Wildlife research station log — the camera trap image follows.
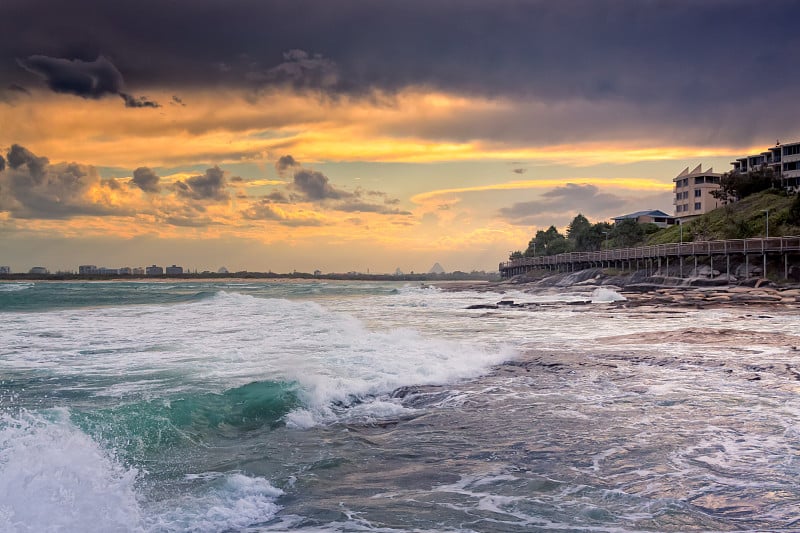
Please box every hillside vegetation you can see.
[510,190,800,260]
[646,190,800,245]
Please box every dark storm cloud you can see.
[174,166,229,201]
[3,1,799,143]
[498,183,627,226]
[2,1,797,105]
[247,49,339,90]
[131,167,161,193]
[16,55,160,107]
[0,144,133,219]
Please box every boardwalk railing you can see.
[499,236,800,276]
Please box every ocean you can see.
[1,280,799,532]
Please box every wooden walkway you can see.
[499,236,800,279]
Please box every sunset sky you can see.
[2,0,799,274]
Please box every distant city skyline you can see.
[2,1,799,272]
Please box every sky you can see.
[1,0,799,274]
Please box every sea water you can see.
[1,280,800,532]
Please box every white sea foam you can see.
[0,409,143,533]
[0,410,284,533]
[0,282,33,292]
[591,287,627,303]
[1,290,516,426]
[144,473,283,533]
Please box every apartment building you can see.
[673,164,723,220]
[730,140,800,190]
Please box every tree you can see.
[712,167,779,203]
[526,225,570,256]
[509,250,523,260]
[610,219,645,247]
[565,214,597,252]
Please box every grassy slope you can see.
[646,190,800,245]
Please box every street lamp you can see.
[763,209,770,238]
[679,219,683,244]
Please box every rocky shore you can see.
[444,267,800,310]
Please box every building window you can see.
[695,177,705,184]
[694,202,702,210]
[676,205,682,212]
[784,145,800,156]
[694,189,702,197]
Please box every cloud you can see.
[171,95,186,106]
[7,144,49,179]
[275,154,299,175]
[17,55,159,108]
[242,200,324,226]
[131,167,161,193]
[0,144,133,219]
[335,200,411,215]
[120,93,160,108]
[292,169,352,201]
[248,49,339,91]
[264,190,290,203]
[174,166,229,201]
[498,183,627,226]
[512,168,527,175]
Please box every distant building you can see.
[145,265,164,276]
[673,165,723,220]
[78,265,98,275]
[29,266,48,275]
[165,265,183,276]
[313,269,322,276]
[731,139,800,191]
[0,266,10,274]
[613,210,676,228]
[217,267,229,274]
[98,267,119,275]
[118,267,132,275]
[132,267,145,275]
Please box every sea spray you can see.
[0,409,143,533]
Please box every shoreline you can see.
[439,268,800,310]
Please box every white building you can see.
[673,164,723,220]
[0,266,10,274]
[730,140,800,191]
[78,265,98,275]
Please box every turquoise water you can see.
[2,281,800,531]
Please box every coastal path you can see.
[499,236,800,280]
